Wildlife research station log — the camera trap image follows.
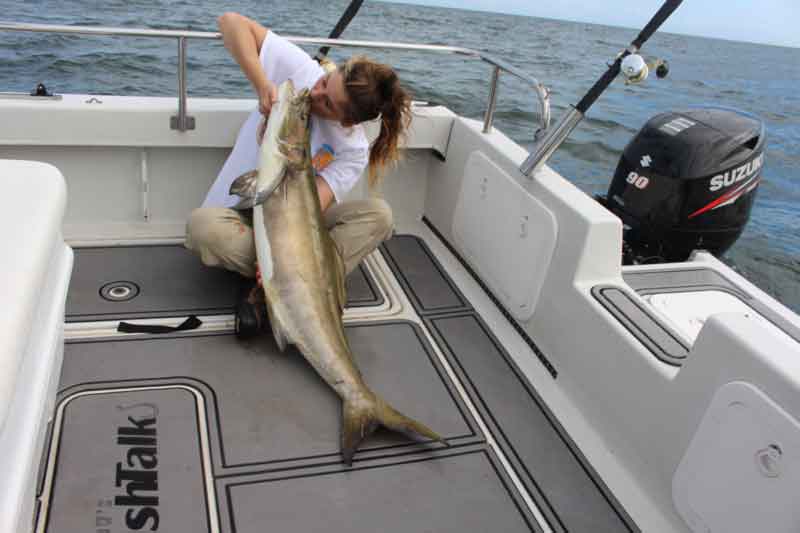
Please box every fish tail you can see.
[341,393,447,466]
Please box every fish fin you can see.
[230,167,291,209]
[229,169,258,198]
[340,393,446,466]
[341,399,380,466]
[264,297,290,352]
[231,188,273,210]
[375,396,447,448]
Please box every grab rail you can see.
[0,21,550,137]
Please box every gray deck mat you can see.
[428,313,635,533]
[383,235,637,533]
[591,286,690,366]
[59,325,476,470]
[222,450,539,533]
[382,236,470,314]
[66,245,383,321]
[51,325,482,533]
[46,388,210,533]
[50,236,637,533]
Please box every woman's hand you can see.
[255,81,277,145]
[257,80,278,117]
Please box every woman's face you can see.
[310,70,351,125]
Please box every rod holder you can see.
[519,107,583,177]
[483,66,500,133]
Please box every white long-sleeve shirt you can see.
[202,31,369,208]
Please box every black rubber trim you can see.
[591,285,689,366]
[417,219,558,378]
[35,419,53,498]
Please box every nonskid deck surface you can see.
[45,235,637,533]
[66,244,383,322]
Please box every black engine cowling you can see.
[604,106,765,263]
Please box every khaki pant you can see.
[184,198,394,278]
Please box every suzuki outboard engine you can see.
[604,107,765,263]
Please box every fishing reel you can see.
[620,54,670,84]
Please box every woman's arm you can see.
[316,176,335,212]
[218,12,276,115]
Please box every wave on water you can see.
[559,138,622,161]
[48,54,171,78]
[726,242,800,314]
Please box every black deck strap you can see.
[117,315,202,334]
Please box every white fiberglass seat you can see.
[0,160,73,533]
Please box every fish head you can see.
[278,88,312,168]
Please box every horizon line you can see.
[372,0,799,50]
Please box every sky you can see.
[378,0,800,49]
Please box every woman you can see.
[185,12,411,337]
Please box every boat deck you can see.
[42,234,637,533]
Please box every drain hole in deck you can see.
[99,281,140,302]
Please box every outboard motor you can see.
[603,107,765,263]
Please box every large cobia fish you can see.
[230,80,445,465]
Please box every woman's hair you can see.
[339,56,412,186]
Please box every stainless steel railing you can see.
[0,21,550,137]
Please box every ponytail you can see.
[339,56,412,187]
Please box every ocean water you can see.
[1,0,798,313]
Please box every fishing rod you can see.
[520,0,684,177]
[314,0,364,62]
